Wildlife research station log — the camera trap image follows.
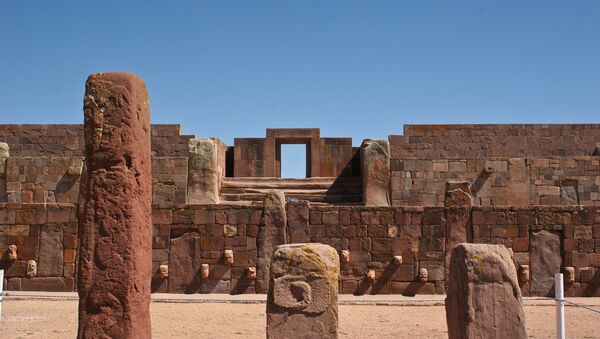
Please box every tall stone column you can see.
[444,181,473,285]
[360,139,390,206]
[78,72,152,338]
[187,138,221,204]
[256,190,287,293]
[445,243,527,339]
[267,243,340,339]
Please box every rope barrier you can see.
[564,300,600,316]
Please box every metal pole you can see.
[0,269,4,322]
[555,272,565,339]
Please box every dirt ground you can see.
[1,299,598,338]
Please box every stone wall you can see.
[391,124,600,159]
[0,124,195,157]
[391,156,600,206]
[2,203,598,296]
[0,204,77,291]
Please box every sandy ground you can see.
[1,296,599,338]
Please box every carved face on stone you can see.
[270,244,338,315]
[273,276,330,313]
[159,264,169,279]
[518,265,529,282]
[366,270,376,281]
[8,244,17,261]
[246,267,256,280]
[340,250,350,263]
[27,260,37,278]
[564,267,575,283]
[418,268,428,282]
[224,250,234,265]
[201,264,210,279]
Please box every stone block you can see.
[530,230,561,296]
[187,138,221,204]
[256,191,287,293]
[267,243,339,339]
[446,243,526,339]
[361,139,390,206]
[38,224,64,276]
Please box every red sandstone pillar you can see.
[77,72,152,338]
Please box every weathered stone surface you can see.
[26,260,37,278]
[560,184,579,205]
[8,244,17,261]
[187,138,221,204]
[530,230,561,297]
[446,243,527,339]
[168,232,202,293]
[77,72,152,338]
[38,224,64,276]
[286,200,310,243]
[267,243,339,339]
[0,142,8,176]
[361,139,390,206]
[444,181,472,287]
[256,190,287,293]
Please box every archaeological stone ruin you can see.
[446,243,527,339]
[77,73,152,337]
[0,81,600,301]
[266,243,339,338]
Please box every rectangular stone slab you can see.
[77,72,152,338]
[267,243,339,339]
[445,243,527,339]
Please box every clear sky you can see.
[1,1,599,176]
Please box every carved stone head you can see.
[564,267,575,283]
[418,268,428,282]
[224,249,234,265]
[159,264,169,279]
[366,270,376,281]
[246,267,256,280]
[518,265,529,282]
[8,244,17,261]
[27,260,37,278]
[340,250,350,263]
[201,264,210,279]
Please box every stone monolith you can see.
[77,72,152,338]
[256,190,287,293]
[0,142,8,176]
[187,138,221,204]
[360,139,390,206]
[267,243,339,339]
[445,243,527,339]
[444,181,472,285]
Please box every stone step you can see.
[222,177,360,185]
[220,193,363,204]
[220,187,362,195]
[220,176,363,204]
[221,181,361,190]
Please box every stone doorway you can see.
[279,144,308,178]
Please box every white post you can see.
[0,269,4,322]
[555,272,565,339]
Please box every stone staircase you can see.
[220,177,363,204]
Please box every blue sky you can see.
[1,1,599,176]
